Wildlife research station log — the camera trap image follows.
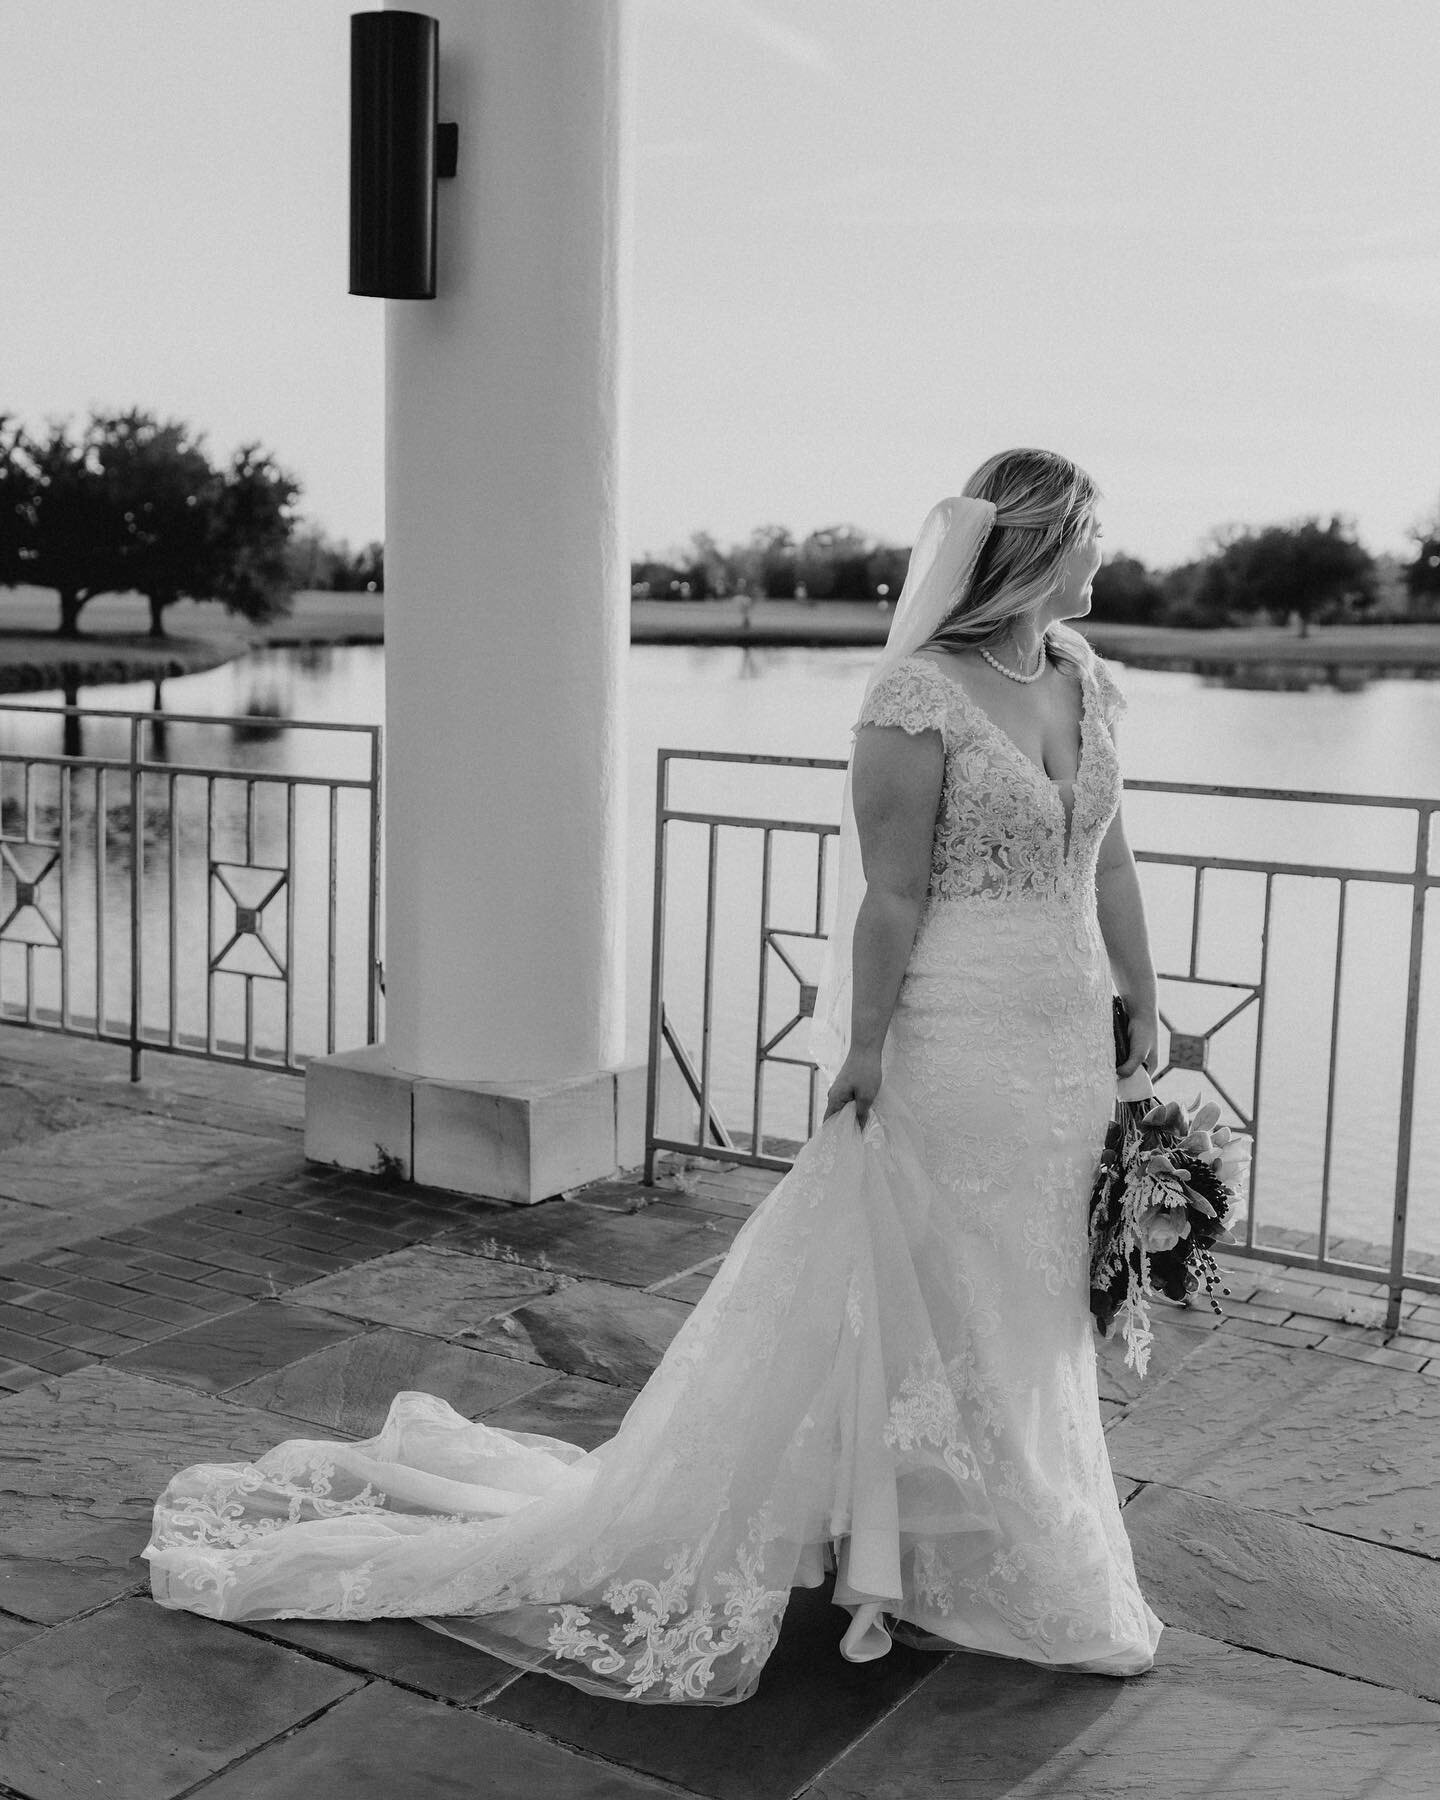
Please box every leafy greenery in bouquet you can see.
[1088,1086,1252,1378]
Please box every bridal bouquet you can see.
[1088,1010,1252,1377]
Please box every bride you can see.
[145,447,1164,1704]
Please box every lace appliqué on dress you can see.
[545,1531,789,1702]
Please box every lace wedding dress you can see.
[145,631,1162,1704]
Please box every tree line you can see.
[0,408,381,640]
[635,513,1440,636]
[3,407,1437,639]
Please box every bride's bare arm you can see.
[1095,804,1159,1076]
[822,724,944,1124]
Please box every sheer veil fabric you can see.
[808,495,997,1083]
[144,497,1162,1703]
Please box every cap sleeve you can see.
[853,658,953,741]
[1090,654,1127,734]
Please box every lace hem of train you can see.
[544,1532,791,1702]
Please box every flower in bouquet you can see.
[1088,1085,1251,1378]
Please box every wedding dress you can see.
[145,628,1162,1704]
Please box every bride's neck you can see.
[996,618,1047,669]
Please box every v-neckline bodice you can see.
[906,652,1090,858]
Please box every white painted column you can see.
[305,0,640,1201]
[385,0,631,1082]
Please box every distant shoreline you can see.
[3,586,1440,694]
[630,601,1440,677]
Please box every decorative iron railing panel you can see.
[645,749,1440,1331]
[0,702,382,1078]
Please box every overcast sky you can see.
[2,0,1436,567]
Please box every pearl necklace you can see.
[978,635,1047,683]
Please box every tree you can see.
[729,524,797,599]
[332,538,383,592]
[0,416,125,635]
[0,413,37,591]
[1089,554,1164,625]
[630,557,687,600]
[286,523,332,592]
[284,527,384,593]
[679,529,727,599]
[798,525,873,600]
[1404,504,1440,613]
[1191,517,1376,637]
[1149,559,1215,628]
[0,408,302,637]
[865,542,910,604]
[95,409,220,637]
[206,443,302,626]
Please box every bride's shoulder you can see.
[906,647,987,694]
[856,652,961,738]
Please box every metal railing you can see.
[645,748,1439,1331]
[0,700,382,1078]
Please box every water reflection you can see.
[231,690,291,743]
[150,677,169,761]
[293,644,337,676]
[1202,664,1377,693]
[61,678,82,759]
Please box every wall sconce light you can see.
[350,10,459,300]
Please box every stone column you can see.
[306,0,643,1201]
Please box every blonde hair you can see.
[920,448,1101,674]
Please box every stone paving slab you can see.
[234,1615,520,1706]
[479,1373,639,1450]
[0,1080,106,1153]
[0,1175,510,1392]
[189,1678,678,1799]
[227,1326,556,1437]
[0,1115,299,1261]
[0,1365,320,1538]
[1124,1483,1440,1700]
[638,1198,750,1240]
[108,1299,369,1394]
[446,1202,740,1289]
[460,1281,693,1388]
[0,1596,363,1800]
[0,1612,42,1656]
[1246,1274,1399,1330]
[281,1245,560,1337]
[1106,1332,1440,1554]
[649,1256,724,1304]
[1313,1333,1432,1372]
[1,1517,151,1625]
[485,1575,944,1800]
[1093,1309,1216,1407]
[810,1626,1440,1799]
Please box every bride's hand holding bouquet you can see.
[1089,1000,1252,1377]
[1113,993,1159,1083]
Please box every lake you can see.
[4,639,1438,1264]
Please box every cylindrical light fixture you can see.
[350,10,441,300]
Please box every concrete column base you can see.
[304,1045,650,1205]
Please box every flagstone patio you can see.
[2,1022,1438,1799]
